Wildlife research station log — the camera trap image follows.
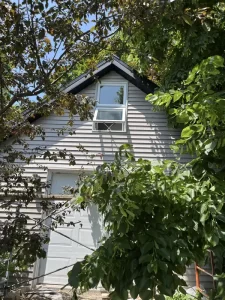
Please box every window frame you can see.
[46,169,93,197]
[96,82,128,107]
[93,107,126,123]
[93,82,128,132]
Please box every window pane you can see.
[50,173,78,194]
[97,110,123,120]
[99,85,124,104]
[96,123,123,131]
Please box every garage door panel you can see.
[45,257,71,275]
[50,228,73,246]
[77,226,101,248]
[39,203,102,285]
[42,257,75,285]
[47,228,79,253]
[56,206,101,228]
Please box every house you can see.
[0,56,211,290]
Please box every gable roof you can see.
[25,56,157,124]
[63,55,157,95]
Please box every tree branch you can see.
[29,2,46,77]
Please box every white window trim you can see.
[93,81,128,132]
[96,81,128,106]
[93,107,126,122]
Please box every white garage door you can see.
[38,172,102,285]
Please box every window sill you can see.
[92,129,126,133]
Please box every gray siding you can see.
[0,200,43,286]
[12,71,190,178]
[1,70,201,289]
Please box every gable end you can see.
[65,57,157,95]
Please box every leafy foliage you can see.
[0,0,120,275]
[120,1,225,84]
[166,293,195,300]
[146,55,225,178]
[68,146,225,298]
[66,1,225,299]
[2,0,225,297]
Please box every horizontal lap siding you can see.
[1,70,197,288]
[0,201,43,236]
[184,264,214,291]
[17,71,190,174]
[0,200,43,286]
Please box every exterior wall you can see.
[0,200,43,286]
[11,71,190,180]
[1,70,211,289]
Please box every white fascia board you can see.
[112,60,134,78]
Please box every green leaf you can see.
[68,261,81,288]
[182,14,193,26]
[200,212,210,224]
[173,91,183,102]
[145,93,154,101]
[118,289,128,300]
[127,54,133,62]
[38,28,45,39]
[200,203,208,214]
[139,276,150,291]
[131,259,138,272]
[204,141,216,154]
[138,235,149,244]
[110,291,122,300]
[184,65,199,85]
[181,125,204,139]
[119,144,132,151]
[130,286,139,299]
[139,254,151,264]
[158,261,168,272]
[155,296,165,300]
[120,239,131,249]
[147,92,172,106]
[156,236,167,247]
[90,26,96,32]
[208,234,219,247]
[158,249,170,261]
[178,286,187,295]
[181,126,194,139]
[216,214,225,223]
[139,289,153,300]
[158,93,172,106]
[147,261,158,274]
[141,242,154,254]
[203,21,211,32]
[129,202,139,210]
[75,196,84,204]
[119,206,127,217]
[38,2,44,11]
[210,55,224,68]
[101,279,111,291]
[126,209,135,218]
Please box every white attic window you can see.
[93,82,127,132]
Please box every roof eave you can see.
[63,57,157,95]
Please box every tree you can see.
[147,55,225,179]
[0,0,121,278]
[119,1,225,85]
[126,0,225,179]
[67,0,225,299]
[69,146,225,299]
[2,0,225,298]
